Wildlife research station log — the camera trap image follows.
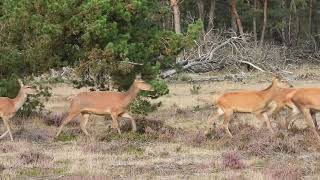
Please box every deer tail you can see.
[197,93,221,106]
[211,93,221,105]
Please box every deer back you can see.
[72,91,129,110]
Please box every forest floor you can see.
[2,66,320,179]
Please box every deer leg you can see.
[2,117,13,141]
[311,110,318,128]
[207,107,224,127]
[263,112,274,134]
[205,107,224,135]
[80,113,90,136]
[0,130,8,140]
[286,105,300,129]
[222,109,233,137]
[266,102,281,118]
[111,113,121,134]
[255,112,274,134]
[121,112,136,132]
[266,104,282,128]
[301,108,320,142]
[56,112,79,137]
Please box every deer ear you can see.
[18,79,24,87]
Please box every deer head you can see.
[134,76,154,91]
[18,79,37,95]
[272,76,293,88]
[22,85,37,95]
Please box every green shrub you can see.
[55,132,78,142]
[142,79,169,99]
[129,97,162,115]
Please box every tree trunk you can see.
[312,0,319,50]
[288,13,292,46]
[309,0,313,35]
[207,0,216,30]
[230,0,244,37]
[281,0,287,45]
[197,0,205,24]
[231,14,238,33]
[260,0,268,46]
[170,0,181,33]
[294,16,301,46]
[253,0,257,46]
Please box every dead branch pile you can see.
[161,30,315,78]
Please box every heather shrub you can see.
[19,150,53,165]
[263,162,303,180]
[183,131,207,146]
[207,123,308,156]
[82,142,110,154]
[0,143,15,153]
[13,127,53,142]
[222,151,245,170]
[42,111,80,127]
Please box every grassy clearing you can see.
[1,72,320,179]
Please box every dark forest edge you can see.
[0,0,319,115]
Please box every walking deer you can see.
[0,79,36,141]
[206,77,291,137]
[266,88,300,128]
[285,88,320,141]
[56,77,154,137]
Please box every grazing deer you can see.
[0,79,36,141]
[285,88,320,141]
[56,77,154,137]
[206,77,291,137]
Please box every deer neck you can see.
[13,89,28,111]
[260,82,278,103]
[123,84,140,107]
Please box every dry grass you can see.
[1,71,320,179]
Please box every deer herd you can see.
[1,76,320,143]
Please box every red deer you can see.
[286,88,320,141]
[206,77,291,137]
[56,77,154,137]
[0,79,36,141]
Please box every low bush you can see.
[55,130,80,142]
[222,151,245,170]
[183,131,207,146]
[0,164,5,172]
[19,150,53,165]
[263,162,303,180]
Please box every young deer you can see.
[0,79,36,141]
[285,88,320,141]
[206,77,291,137]
[56,78,154,137]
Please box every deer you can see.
[55,77,154,137]
[284,88,320,142]
[266,87,300,129]
[0,79,36,141]
[206,77,291,137]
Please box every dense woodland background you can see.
[0,0,319,99]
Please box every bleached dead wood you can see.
[161,36,241,78]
